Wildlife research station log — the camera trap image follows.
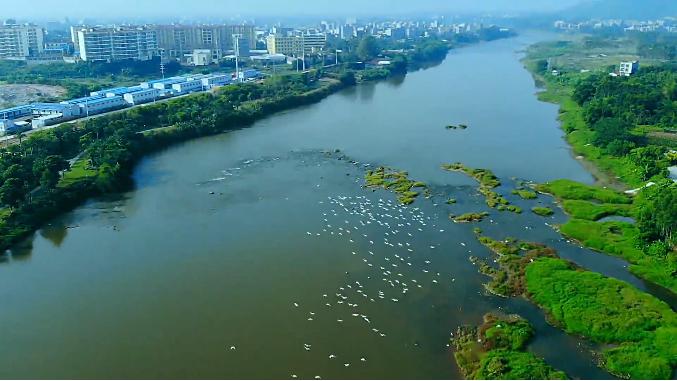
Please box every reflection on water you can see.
[0,34,646,379]
[39,224,69,248]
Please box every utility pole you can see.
[233,34,242,83]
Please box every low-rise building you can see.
[238,69,261,81]
[32,113,65,129]
[201,74,232,88]
[32,103,81,118]
[141,77,187,90]
[0,105,33,120]
[62,95,126,115]
[620,60,639,76]
[123,88,159,105]
[187,49,219,66]
[0,118,16,134]
[172,79,203,94]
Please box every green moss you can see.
[525,257,677,379]
[442,163,520,213]
[442,163,501,188]
[451,212,489,223]
[513,189,538,200]
[532,207,554,216]
[364,167,427,205]
[452,314,567,380]
[446,198,457,204]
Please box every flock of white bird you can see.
[283,194,474,379]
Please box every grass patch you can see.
[364,166,428,205]
[536,179,631,204]
[537,179,675,292]
[58,157,97,188]
[559,219,676,292]
[561,200,634,221]
[526,257,677,379]
[532,207,554,216]
[452,313,567,380]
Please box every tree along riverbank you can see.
[521,39,676,295]
[0,33,514,254]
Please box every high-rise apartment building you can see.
[153,24,255,60]
[266,30,326,56]
[74,26,158,62]
[0,20,45,58]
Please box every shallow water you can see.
[0,33,653,379]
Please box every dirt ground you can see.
[0,84,67,108]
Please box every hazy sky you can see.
[2,0,585,20]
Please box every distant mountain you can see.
[560,0,677,20]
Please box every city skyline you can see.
[2,0,586,20]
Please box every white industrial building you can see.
[201,74,232,88]
[141,77,187,90]
[32,103,81,118]
[172,79,203,94]
[32,114,65,129]
[123,88,159,105]
[62,95,126,116]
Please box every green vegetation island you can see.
[364,166,428,205]
[452,313,567,380]
[469,234,676,379]
[442,163,522,213]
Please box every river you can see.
[0,33,655,379]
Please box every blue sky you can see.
[2,0,585,20]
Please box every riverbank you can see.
[469,234,676,379]
[521,39,676,294]
[0,34,501,254]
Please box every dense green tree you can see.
[591,117,633,148]
[0,178,25,209]
[338,70,356,86]
[635,180,676,245]
[630,145,667,180]
[356,36,381,61]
